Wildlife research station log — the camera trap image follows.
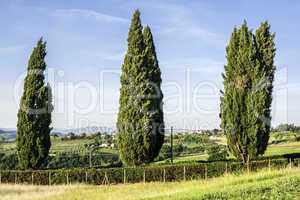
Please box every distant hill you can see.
[0,126,115,141]
[0,129,17,141]
[52,126,115,135]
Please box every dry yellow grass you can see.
[0,184,71,200]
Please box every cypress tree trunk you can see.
[16,38,53,169]
[221,21,275,164]
[117,10,164,166]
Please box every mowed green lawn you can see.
[1,167,299,200]
[265,142,300,156]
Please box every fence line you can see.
[0,158,299,186]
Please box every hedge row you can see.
[0,152,121,170]
[0,158,299,185]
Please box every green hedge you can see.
[0,152,121,170]
[0,158,299,185]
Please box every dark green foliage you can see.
[90,133,113,147]
[45,153,120,169]
[16,38,53,169]
[0,152,121,170]
[207,145,228,162]
[46,153,87,169]
[158,144,184,160]
[117,10,164,166]
[253,22,276,155]
[0,152,18,170]
[143,25,165,159]
[183,134,210,144]
[221,21,275,163]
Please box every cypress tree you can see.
[16,38,53,169]
[253,21,276,155]
[117,10,164,166]
[143,26,164,161]
[221,21,275,164]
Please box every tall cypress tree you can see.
[221,22,255,164]
[117,10,164,166]
[17,38,53,169]
[221,21,275,164]
[143,26,164,161]
[253,21,276,155]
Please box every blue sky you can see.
[0,0,300,129]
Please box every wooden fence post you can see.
[183,166,186,181]
[163,168,166,183]
[0,172,2,184]
[225,162,228,175]
[105,171,109,185]
[123,169,126,184]
[290,158,292,169]
[268,159,271,172]
[15,173,17,184]
[205,165,208,180]
[247,162,250,175]
[31,172,34,185]
[49,172,51,185]
[85,171,88,184]
[143,170,146,184]
[66,172,69,185]
[102,172,109,185]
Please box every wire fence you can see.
[0,158,299,185]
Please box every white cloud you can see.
[52,9,128,23]
[162,25,221,45]
[150,3,224,46]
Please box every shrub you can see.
[207,145,228,161]
[183,134,209,144]
[0,152,18,170]
[45,152,120,169]
[157,144,185,161]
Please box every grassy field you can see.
[1,167,299,200]
[170,132,300,163]
[156,139,300,164]
[0,137,95,153]
[0,137,118,155]
[265,142,300,156]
